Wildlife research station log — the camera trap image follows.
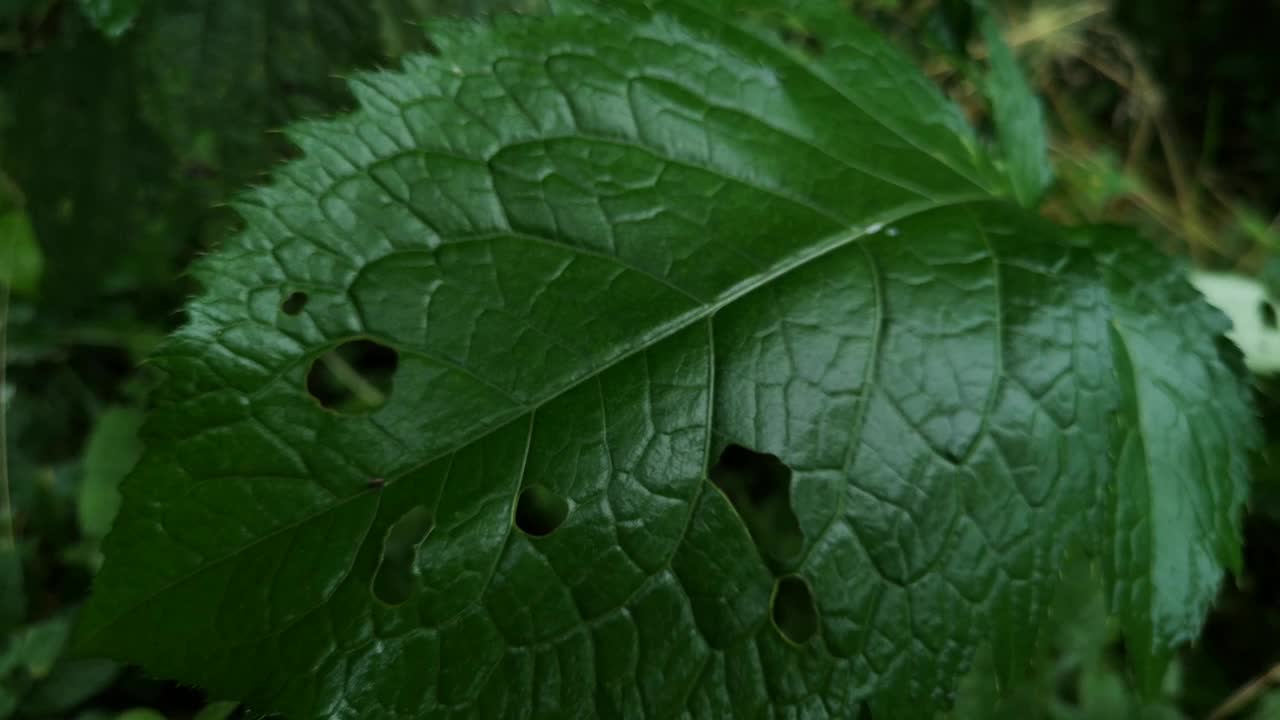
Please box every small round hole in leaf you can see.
[305,339,398,414]
[514,485,569,537]
[771,575,818,644]
[281,291,309,315]
[372,505,434,605]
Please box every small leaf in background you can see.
[1,616,70,681]
[0,209,41,297]
[19,656,120,717]
[78,408,144,542]
[76,0,144,39]
[0,612,120,718]
[979,6,1053,207]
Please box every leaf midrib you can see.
[81,191,991,650]
[89,2,1000,646]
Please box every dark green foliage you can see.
[1,1,1277,719]
[64,2,1252,717]
[0,1,510,718]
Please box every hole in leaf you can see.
[779,27,824,56]
[1215,334,1249,376]
[372,505,434,605]
[514,485,569,537]
[710,445,803,569]
[305,339,398,414]
[771,575,818,644]
[1261,300,1277,329]
[281,291,308,315]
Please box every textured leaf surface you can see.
[1097,235,1256,691]
[79,2,1255,718]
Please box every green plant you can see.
[1,1,499,718]
[44,1,1259,718]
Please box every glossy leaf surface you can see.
[79,2,1256,717]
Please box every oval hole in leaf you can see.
[371,505,434,605]
[514,485,569,537]
[1215,334,1250,376]
[710,444,803,569]
[305,339,398,414]
[1260,299,1277,329]
[771,575,818,644]
[281,291,308,315]
[779,27,823,56]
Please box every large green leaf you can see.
[78,2,1255,717]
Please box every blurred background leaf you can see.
[976,2,1052,206]
[75,0,141,39]
[76,407,142,565]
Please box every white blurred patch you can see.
[1189,270,1280,374]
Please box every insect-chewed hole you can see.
[779,27,824,56]
[1215,334,1249,376]
[1260,300,1278,329]
[710,444,803,569]
[305,339,398,414]
[281,291,309,315]
[372,505,434,605]
[514,485,569,537]
[771,575,818,644]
